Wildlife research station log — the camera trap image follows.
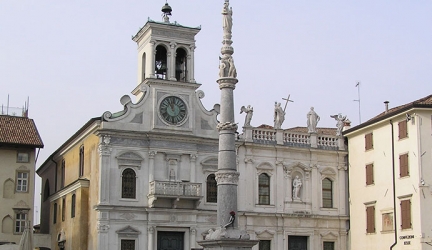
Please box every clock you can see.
[159,96,188,125]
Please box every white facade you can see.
[344,96,432,250]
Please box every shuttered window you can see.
[365,133,373,150]
[399,153,409,177]
[366,164,374,185]
[401,200,411,229]
[398,120,408,139]
[366,206,375,233]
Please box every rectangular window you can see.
[14,212,26,233]
[53,203,57,224]
[366,206,375,233]
[366,164,374,185]
[121,239,135,250]
[322,178,333,208]
[398,120,408,139]
[17,152,29,163]
[71,194,76,218]
[16,171,29,192]
[79,146,84,177]
[323,241,335,250]
[61,160,65,188]
[365,133,373,150]
[258,174,270,205]
[259,240,271,250]
[401,199,411,229]
[399,153,409,177]
[382,212,394,232]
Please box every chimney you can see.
[384,101,389,113]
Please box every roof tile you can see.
[0,115,44,147]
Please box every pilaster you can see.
[98,135,112,205]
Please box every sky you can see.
[1,1,431,223]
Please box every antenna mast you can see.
[354,82,361,123]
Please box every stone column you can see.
[190,154,197,182]
[149,40,156,78]
[98,135,112,205]
[276,129,283,145]
[169,42,177,80]
[189,44,196,83]
[148,226,154,250]
[284,165,292,202]
[310,133,317,148]
[275,161,284,212]
[148,151,156,182]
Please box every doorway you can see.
[157,231,184,250]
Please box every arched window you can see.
[71,194,76,218]
[322,178,333,208]
[122,168,136,199]
[175,48,188,82]
[206,174,217,203]
[155,45,168,79]
[258,173,270,205]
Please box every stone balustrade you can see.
[149,181,202,197]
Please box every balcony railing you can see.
[149,181,202,197]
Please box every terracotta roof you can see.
[256,124,337,136]
[0,115,44,148]
[368,94,432,122]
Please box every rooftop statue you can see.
[307,107,320,133]
[240,105,253,127]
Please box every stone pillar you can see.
[96,217,110,250]
[148,226,154,250]
[189,44,196,83]
[310,133,317,148]
[243,126,253,142]
[276,129,283,145]
[149,40,156,78]
[148,151,156,182]
[98,135,112,204]
[275,161,284,212]
[338,164,347,215]
[284,165,292,202]
[338,136,345,150]
[244,158,254,211]
[304,168,311,202]
[190,154,197,182]
[311,165,319,212]
[190,227,197,249]
[169,42,177,81]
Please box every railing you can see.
[149,181,201,197]
[252,128,276,144]
[0,106,26,117]
[317,135,338,149]
[284,132,310,147]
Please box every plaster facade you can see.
[344,96,432,249]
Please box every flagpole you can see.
[354,82,361,123]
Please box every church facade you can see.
[37,4,349,250]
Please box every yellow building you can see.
[344,95,432,249]
[0,115,43,245]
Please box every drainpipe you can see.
[390,120,398,250]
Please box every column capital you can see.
[215,171,240,185]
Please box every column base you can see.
[197,227,258,250]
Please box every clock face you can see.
[159,96,187,125]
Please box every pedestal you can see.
[198,228,258,250]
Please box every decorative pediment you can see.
[320,231,338,239]
[201,157,218,173]
[116,226,141,238]
[319,166,336,176]
[116,152,144,169]
[18,165,29,170]
[255,229,275,239]
[13,200,30,210]
[286,161,309,171]
[256,162,274,171]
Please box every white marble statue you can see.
[274,102,285,129]
[292,175,302,200]
[222,1,233,35]
[219,58,227,78]
[228,57,237,78]
[240,105,253,127]
[331,113,347,136]
[307,107,320,133]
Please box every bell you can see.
[161,3,172,16]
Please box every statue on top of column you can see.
[307,107,320,133]
[274,102,285,129]
[222,1,233,36]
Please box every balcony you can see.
[148,181,202,209]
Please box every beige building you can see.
[0,115,43,245]
[344,95,432,249]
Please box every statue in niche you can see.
[222,1,233,35]
[240,105,253,127]
[331,113,347,136]
[274,102,285,129]
[292,175,302,200]
[307,107,320,133]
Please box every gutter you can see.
[390,120,398,250]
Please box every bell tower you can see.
[132,2,200,86]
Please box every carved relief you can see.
[97,223,110,233]
[215,172,239,185]
[216,122,238,131]
[119,213,136,221]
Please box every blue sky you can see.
[1,0,431,222]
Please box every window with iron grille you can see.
[323,241,335,250]
[258,173,270,205]
[122,168,136,199]
[121,239,135,250]
[206,174,217,203]
[322,178,333,208]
